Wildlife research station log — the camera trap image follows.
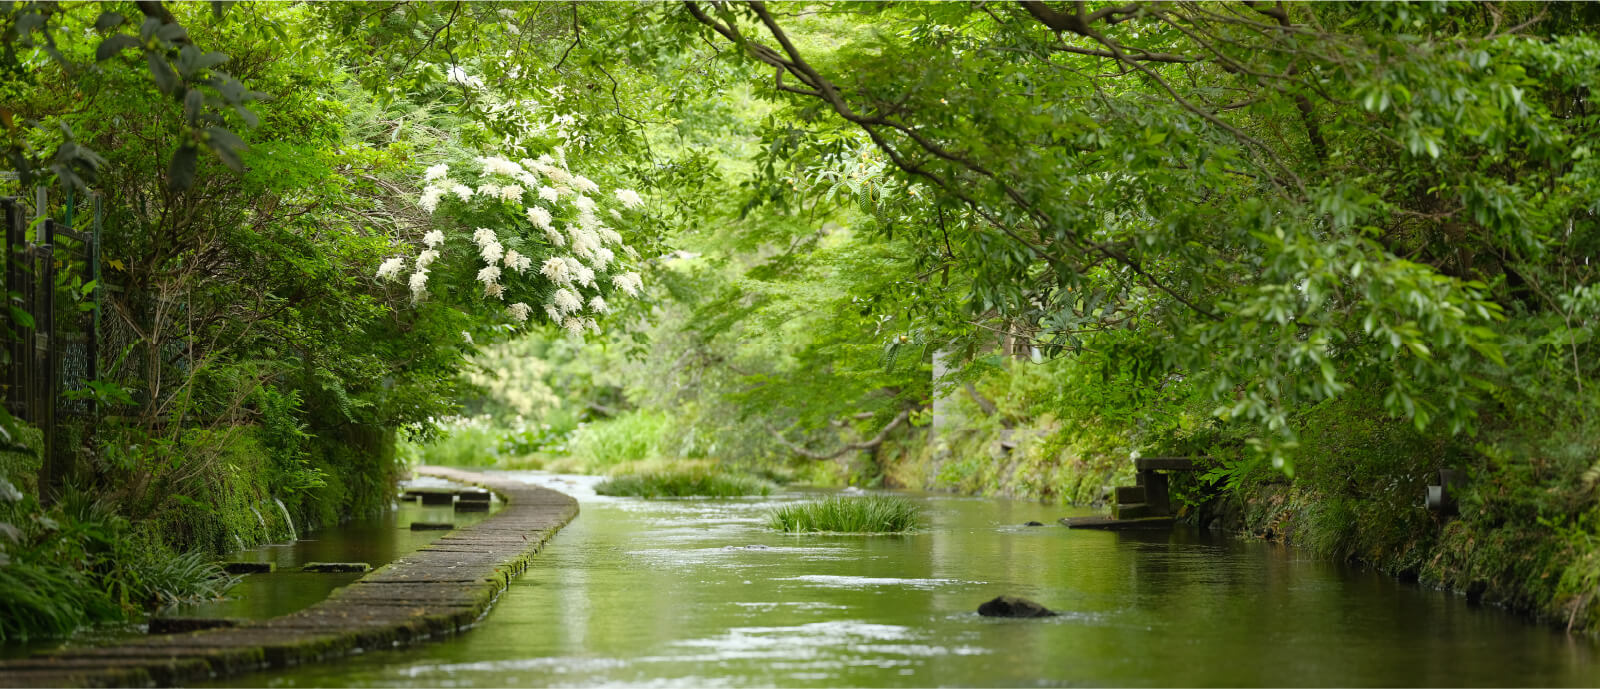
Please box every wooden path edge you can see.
[0,467,579,688]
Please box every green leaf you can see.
[94,34,139,61]
[167,144,199,190]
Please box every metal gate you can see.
[3,188,102,497]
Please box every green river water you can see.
[208,471,1595,687]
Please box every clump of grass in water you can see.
[766,495,923,533]
[594,469,773,498]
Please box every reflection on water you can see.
[215,471,1597,687]
[174,477,501,621]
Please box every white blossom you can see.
[573,195,596,213]
[473,228,498,247]
[409,270,429,301]
[507,302,531,322]
[575,211,603,231]
[477,183,501,198]
[422,230,445,248]
[448,183,474,201]
[572,263,596,288]
[592,246,615,271]
[416,249,439,269]
[535,153,555,166]
[376,257,405,282]
[526,205,553,230]
[480,156,523,177]
[552,288,582,315]
[505,23,521,36]
[609,208,622,220]
[537,186,560,203]
[515,172,540,188]
[541,257,570,284]
[542,224,566,247]
[572,174,600,195]
[477,265,502,285]
[419,186,446,213]
[446,65,484,89]
[562,316,588,337]
[570,227,600,260]
[424,164,449,181]
[612,271,643,297]
[544,304,562,321]
[483,281,505,299]
[614,188,644,209]
[588,295,609,314]
[479,241,504,265]
[599,227,623,246]
[503,250,532,274]
[497,185,524,202]
[543,166,573,186]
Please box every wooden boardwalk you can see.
[0,467,577,688]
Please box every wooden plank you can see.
[1134,456,1203,471]
[1060,516,1175,530]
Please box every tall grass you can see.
[766,495,924,533]
[595,468,773,498]
[565,410,669,470]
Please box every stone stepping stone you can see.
[302,562,371,573]
[409,522,455,531]
[454,501,490,512]
[148,617,239,634]
[221,562,274,574]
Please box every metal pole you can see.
[89,193,101,417]
[39,217,56,500]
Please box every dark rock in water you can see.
[302,562,371,573]
[978,595,1057,618]
[1024,521,1045,527]
[410,521,455,531]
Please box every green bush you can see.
[766,495,923,533]
[595,468,773,498]
[565,410,670,470]
[0,487,235,642]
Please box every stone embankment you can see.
[0,467,577,688]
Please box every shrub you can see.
[766,495,923,533]
[565,410,670,470]
[594,468,773,498]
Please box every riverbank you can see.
[0,467,576,688]
[875,391,1600,635]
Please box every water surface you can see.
[218,472,1597,687]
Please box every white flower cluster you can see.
[383,151,650,334]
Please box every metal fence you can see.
[3,189,102,496]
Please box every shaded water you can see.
[219,472,1597,687]
[174,480,502,621]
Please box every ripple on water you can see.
[775,574,981,589]
[661,620,989,663]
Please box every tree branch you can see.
[767,410,911,460]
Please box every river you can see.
[215,471,1596,687]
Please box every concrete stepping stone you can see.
[410,522,455,531]
[302,562,372,573]
[221,562,274,574]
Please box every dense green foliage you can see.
[767,495,924,534]
[2,0,1597,639]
